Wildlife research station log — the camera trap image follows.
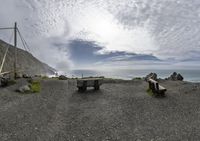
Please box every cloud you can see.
[64,39,162,69]
[0,0,200,71]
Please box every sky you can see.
[0,0,200,72]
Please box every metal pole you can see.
[14,22,17,79]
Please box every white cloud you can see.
[0,0,200,70]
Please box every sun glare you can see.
[83,12,157,54]
[69,5,157,55]
[89,18,117,40]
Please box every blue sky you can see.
[0,0,200,71]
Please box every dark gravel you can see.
[0,79,200,141]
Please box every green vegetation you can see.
[51,77,59,80]
[30,81,41,93]
[146,88,154,96]
[133,77,142,80]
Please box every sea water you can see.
[70,69,200,82]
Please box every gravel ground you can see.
[0,79,200,141]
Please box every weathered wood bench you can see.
[77,77,103,92]
[148,78,167,96]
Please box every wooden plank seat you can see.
[148,78,167,96]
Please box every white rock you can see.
[17,85,31,93]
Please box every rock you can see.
[170,72,177,80]
[16,73,23,79]
[0,77,9,87]
[35,74,42,77]
[177,73,184,81]
[0,75,13,86]
[23,74,31,78]
[17,85,31,93]
[58,75,68,80]
[145,73,157,81]
[167,72,184,81]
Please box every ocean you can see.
[70,69,200,82]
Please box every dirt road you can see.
[0,79,200,141]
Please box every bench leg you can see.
[82,86,87,92]
[78,81,87,92]
[78,86,87,92]
[83,81,87,91]
[148,81,152,89]
[94,85,100,90]
[94,80,100,90]
[78,87,82,92]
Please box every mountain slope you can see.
[0,39,56,75]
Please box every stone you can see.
[16,73,23,79]
[17,85,31,93]
[167,72,184,81]
[23,74,31,78]
[145,73,157,81]
[0,77,9,87]
[170,72,177,80]
[177,73,184,81]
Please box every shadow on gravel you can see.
[71,89,103,101]
[77,87,103,94]
[154,94,167,99]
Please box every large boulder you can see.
[0,77,9,87]
[16,85,31,93]
[167,72,184,81]
[177,73,184,81]
[145,73,157,81]
[169,72,177,80]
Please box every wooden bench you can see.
[148,78,167,96]
[77,77,103,92]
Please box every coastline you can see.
[69,69,200,83]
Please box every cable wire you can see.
[17,28,31,52]
[17,29,29,52]
[0,27,14,30]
